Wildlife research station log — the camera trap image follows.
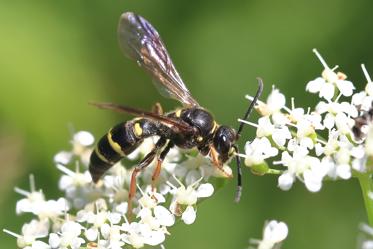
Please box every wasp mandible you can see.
[89,12,263,213]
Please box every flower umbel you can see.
[241,49,372,194]
[4,133,228,248]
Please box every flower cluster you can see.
[241,49,373,192]
[4,131,230,248]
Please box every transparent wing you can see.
[90,102,197,134]
[118,12,199,107]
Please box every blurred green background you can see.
[1,0,372,248]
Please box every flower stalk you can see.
[357,172,373,227]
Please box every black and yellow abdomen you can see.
[89,118,162,183]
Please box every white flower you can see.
[168,177,213,225]
[3,219,49,248]
[35,198,70,220]
[57,164,97,209]
[277,145,328,192]
[121,221,165,248]
[136,187,174,230]
[307,49,355,100]
[153,206,175,227]
[250,220,288,249]
[99,224,124,249]
[24,240,51,249]
[244,137,278,166]
[54,131,94,166]
[49,221,85,249]
[251,87,286,116]
[174,154,231,186]
[15,175,45,215]
[255,117,292,147]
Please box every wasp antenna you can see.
[237,77,263,137]
[233,145,242,203]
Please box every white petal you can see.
[73,131,95,146]
[54,151,72,165]
[85,228,98,241]
[272,112,288,125]
[315,101,328,114]
[115,202,128,215]
[278,172,294,191]
[306,77,324,93]
[352,158,366,172]
[336,80,355,97]
[31,241,51,249]
[48,233,60,248]
[267,88,286,112]
[314,143,324,156]
[319,82,335,100]
[303,170,322,192]
[181,206,197,225]
[323,113,335,129]
[100,223,111,239]
[272,127,290,147]
[58,175,73,190]
[256,117,274,137]
[154,206,175,226]
[196,183,214,198]
[108,212,122,224]
[336,164,351,179]
[340,102,358,117]
[263,220,288,243]
[145,230,165,246]
[352,92,366,106]
[71,237,85,249]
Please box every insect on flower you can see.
[353,102,373,140]
[89,12,263,215]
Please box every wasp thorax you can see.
[180,108,215,137]
[213,126,237,161]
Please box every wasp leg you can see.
[127,137,166,219]
[151,141,174,192]
[152,102,163,115]
[209,146,233,178]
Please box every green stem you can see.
[357,172,373,226]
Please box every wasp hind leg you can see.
[127,137,166,219]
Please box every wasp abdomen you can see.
[89,119,158,183]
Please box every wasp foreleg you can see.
[209,146,233,178]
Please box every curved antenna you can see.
[237,77,264,137]
[233,145,242,203]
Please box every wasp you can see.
[352,102,373,140]
[89,12,263,213]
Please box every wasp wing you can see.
[118,12,199,107]
[90,102,196,134]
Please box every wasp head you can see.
[213,125,237,162]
